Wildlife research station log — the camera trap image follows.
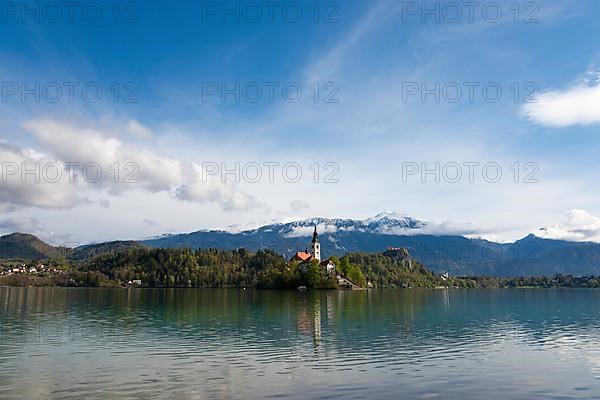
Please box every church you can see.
[289,226,336,274]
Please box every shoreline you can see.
[2,285,599,291]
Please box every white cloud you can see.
[174,163,266,212]
[23,119,182,195]
[284,223,342,238]
[409,221,482,237]
[290,200,309,213]
[522,73,600,127]
[0,119,262,212]
[0,216,78,245]
[306,0,399,82]
[282,214,482,238]
[0,217,43,235]
[0,140,85,210]
[536,209,600,242]
[126,119,155,139]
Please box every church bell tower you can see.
[311,225,321,261]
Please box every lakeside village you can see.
[0,260,146,287]
[0,262,62,276]
[0,261,144,286]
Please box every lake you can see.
[2,287,600,399]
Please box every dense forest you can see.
[3,246,600,290]
[458,275,600,289]
[73,247,429,289]
[345,251,447,288]
[0,247,444,289]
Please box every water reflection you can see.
[2,288,600,399]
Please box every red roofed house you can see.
[290,251,313,263]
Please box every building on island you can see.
[290,226,336,274]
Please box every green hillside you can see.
[69,241,148,261]
[0,233,65,260]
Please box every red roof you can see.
[290,252,312,262]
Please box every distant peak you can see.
[520,233,542,241]
[367,212,411,221]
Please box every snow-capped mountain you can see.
[244,212,426,238]
[143,212,430,258]
[141,213,600,277]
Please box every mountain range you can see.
[2,212,600,277]
[142,212,600,277]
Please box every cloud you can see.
[173,162,267,212]
[368,220,482,237]
[0,119,262,212]
[23,119,182,195]
[0,217,77,245]
[306,0,401,82]
[409,221,482,237]
[290,200,309,213]
[0,217,43,235]
[284,223,342,238]
[536,209,600,242]
[522,72,600,127]
[0,140,85,209]
[281,214,482,238]
[126,120,155,139]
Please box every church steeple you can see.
[311,225,321,261]
[312,225,319,243]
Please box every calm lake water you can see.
[2,288,600,399]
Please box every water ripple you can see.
[2,288,600,399]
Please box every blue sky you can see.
[1,0,600,244]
